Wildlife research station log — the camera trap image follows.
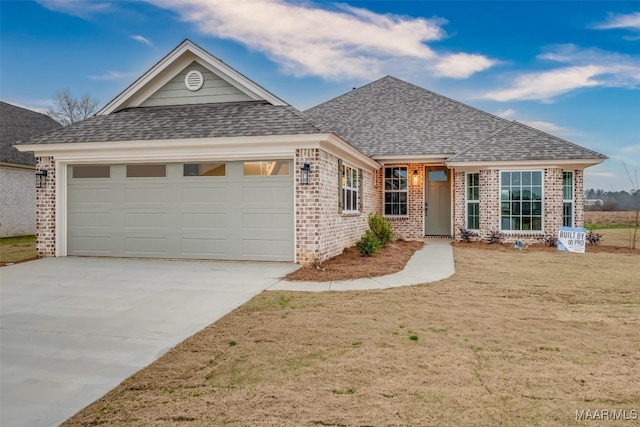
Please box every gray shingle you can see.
[306,76,606,162]
[24,101,328,145]
[0,102,62,165]
[449,121,607,162]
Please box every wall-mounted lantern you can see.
[300,163,311,185]
[36,170,48,189]
[412,169,419,185]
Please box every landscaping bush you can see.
[485,229,503,244]
[368,212,393,247]
[586,230,603,246]
[457,226,477,243]
[357,230,381,257]
[540,235,558,247]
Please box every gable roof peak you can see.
[98,39,287,115]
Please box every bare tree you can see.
[47,89,99,126]
[623,162,639,250]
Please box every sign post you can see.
[557,226,586,253]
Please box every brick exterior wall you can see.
[0,165,36,237]
[376,163,428,239]
[544,168,563,238]
[573,169,585,227]
[453,171,465,238]
[35,157,56,257]
[295,148,376,264]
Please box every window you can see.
[384,166,408,215]
[429,170,448,182]
[126,164,166,178]
[466,173,480,230]
[563,171,574,227]
[243,160,289,176]
[183,162,226,177]
[500,171,543,231]
[72,165,110,179]
[341,164,359,212]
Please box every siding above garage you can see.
[140,62,254,107]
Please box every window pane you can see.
[183,162,225,177]
[532,202,542,215]
[531,186,542,200]
[502,217,512,230]
[532,217,542,230]
[73,165,110,178]
[126,164,166,178]
[428,170,447,181]
[501,173,510,186]
[512,172,521,185]
[243,160,289,176]
[532,172,542,185]
[501,189,510,200]
[522,171,532,185]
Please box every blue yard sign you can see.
[557,226,587,253]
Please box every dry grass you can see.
[0,235,37,266]
[585,211,638,228]
[64,246,640,427]
[285,240,424,281]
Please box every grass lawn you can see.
[0,235,37,266]
[64,245,640,427]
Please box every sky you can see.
[1,0,639,191]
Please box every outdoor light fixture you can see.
[413,169,419,185]
[300,163,311,185]
[35,170,48,189]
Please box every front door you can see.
[424,167,451,236]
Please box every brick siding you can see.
[0,165,36,237]
[35,157,56,257]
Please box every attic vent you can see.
[184,70,204,91]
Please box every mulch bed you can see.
[285,240,424,282]
[452,240,640,254]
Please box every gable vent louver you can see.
[185,70,204,91]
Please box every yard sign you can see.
[557,226,586,253]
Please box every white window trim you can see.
[563,171,574,227]
[383,165,409,217]
[499,169,545,233]
[465,172,480,230]
[341,163,360,214]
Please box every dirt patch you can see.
[585,210,638,227]
[284,240,424,282]
[63,246,640,427]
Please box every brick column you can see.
[574,169,585,227]
[295,148,321,264]
[453,171,465,238]
[479,169,500,239]
[36,156,56,257]
[544,168,563,236]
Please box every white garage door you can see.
[67,161,294,261]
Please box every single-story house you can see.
[1,101,61,237]
[16,40,606,263]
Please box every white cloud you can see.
[89,71,136,81]
[144,0,495,80]
[482,65,604,101]
[132,35,152,45]
[519,120,567,134]
[482,45,640,101]
[593,12,640,30]
[36,0,111,18]
[494,108,516,118]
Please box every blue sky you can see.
[1,0,639,191]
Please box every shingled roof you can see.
[25,101,328,145]
[0,102,61,165]
[306,76,606,162]
[449,121,607,162]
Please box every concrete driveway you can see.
[0,257,297,427]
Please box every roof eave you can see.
[445,158,607,169]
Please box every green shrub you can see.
[368,212,393,247]
[357,230,381,257]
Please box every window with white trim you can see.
[563,171,574,227]
[500,171,543,231]
[384,166,408,215]
[341,164,359,212]
[466,173,480,230]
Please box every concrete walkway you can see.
[269,239,455,292]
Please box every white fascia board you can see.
[98,40,286,115]
[16,134,380,169]
[373,154,451,165]
[446,158,606,171]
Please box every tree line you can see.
[584,189,640,211]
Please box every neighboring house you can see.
[0,102,61,237]
[16,40,606,263]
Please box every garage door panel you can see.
[68,161,293,261]
[181,213,228,229]
[181,238,229,257]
